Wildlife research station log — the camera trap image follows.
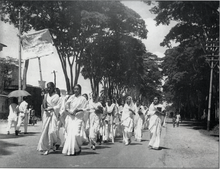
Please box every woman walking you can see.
[147,96,165,150]
[7,97,19,135]
[133,100,145,142]
[121,96,135,145]
[88,95,103,150]
[37,82,61,155]
[62,84,87,156]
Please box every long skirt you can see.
[134,115,144,141]
[89,112,101,145]
[62,115,83,155]
[121,117,133,144]
[37,111,59,151]
[148,117,162,149]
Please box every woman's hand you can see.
[45,107,53,111]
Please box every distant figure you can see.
[176,113,181,127]
[201,109,207,120]
[16,96,29,135]
[172,113,176,127]
[6,97,19,135]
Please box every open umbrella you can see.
[7,90,31,98]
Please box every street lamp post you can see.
[18,10,22,91]
[206,38,219,131]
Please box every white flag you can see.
[21,29,54,60]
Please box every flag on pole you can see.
[21,29,54,60]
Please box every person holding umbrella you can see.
[16,96,29,135]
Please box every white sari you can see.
[121,98,135,145]
[62,95,87,155]
[89,101,102,144]
[147,102,165,149]
[37,93,61,151]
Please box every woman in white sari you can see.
[89,95,103,150]
[37,82,61,155]
[147,96,165,150]
[121,96,135,145]
[62,84,87,156]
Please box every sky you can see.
[0,1,177,94]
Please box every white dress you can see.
[62,95,87,155]
[37,93,61,151]
[147,103,165,149]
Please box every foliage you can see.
[148,1,219,119]
[1,1,148,95]
[0,56,18,92]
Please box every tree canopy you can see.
[147,1,219,120]
[1,1,148,95]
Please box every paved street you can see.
[0,118,218,168]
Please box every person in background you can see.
[27,105,33,125]
[114,99,124,138]
[88,94,103,150]
[121,96,135,146]
[41,88,48,125]
[37,82,61,155]
[103,98,116,143]
[16,96,29,135]
[133,100,145,142]
[82,93,90,143]
[172,113,176,127]
[176,112,181,127]
[147,96,165,150]
[6,97,19,135]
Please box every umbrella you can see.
[7,90,31,98]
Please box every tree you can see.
[80,1,148,99]
[0,56,18,93]
[146,1,219,120]
[1,1,147,94]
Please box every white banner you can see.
[21,29,54,60]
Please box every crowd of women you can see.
[36,82,166,156]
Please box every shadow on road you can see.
[0,132,40,139]
[95,145,111,150]
[158,146,170,150]
[0,140,23,156]
[166,120,207,130]
[48,149,98,156]
[167,119,219,142]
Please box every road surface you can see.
[0,118,218,168]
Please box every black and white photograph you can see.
[0,0,219,168]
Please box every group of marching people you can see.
[37,81,166,156]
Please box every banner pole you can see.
[38,57,43,81]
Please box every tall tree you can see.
[2,1,147,93]
[147,1,219,119]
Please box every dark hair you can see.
[73,84,82,94]
[47,82,55,88]
[82,93,88,100]
[55,88,61,97]
[23,96,28,101]
[12,97,18,104]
